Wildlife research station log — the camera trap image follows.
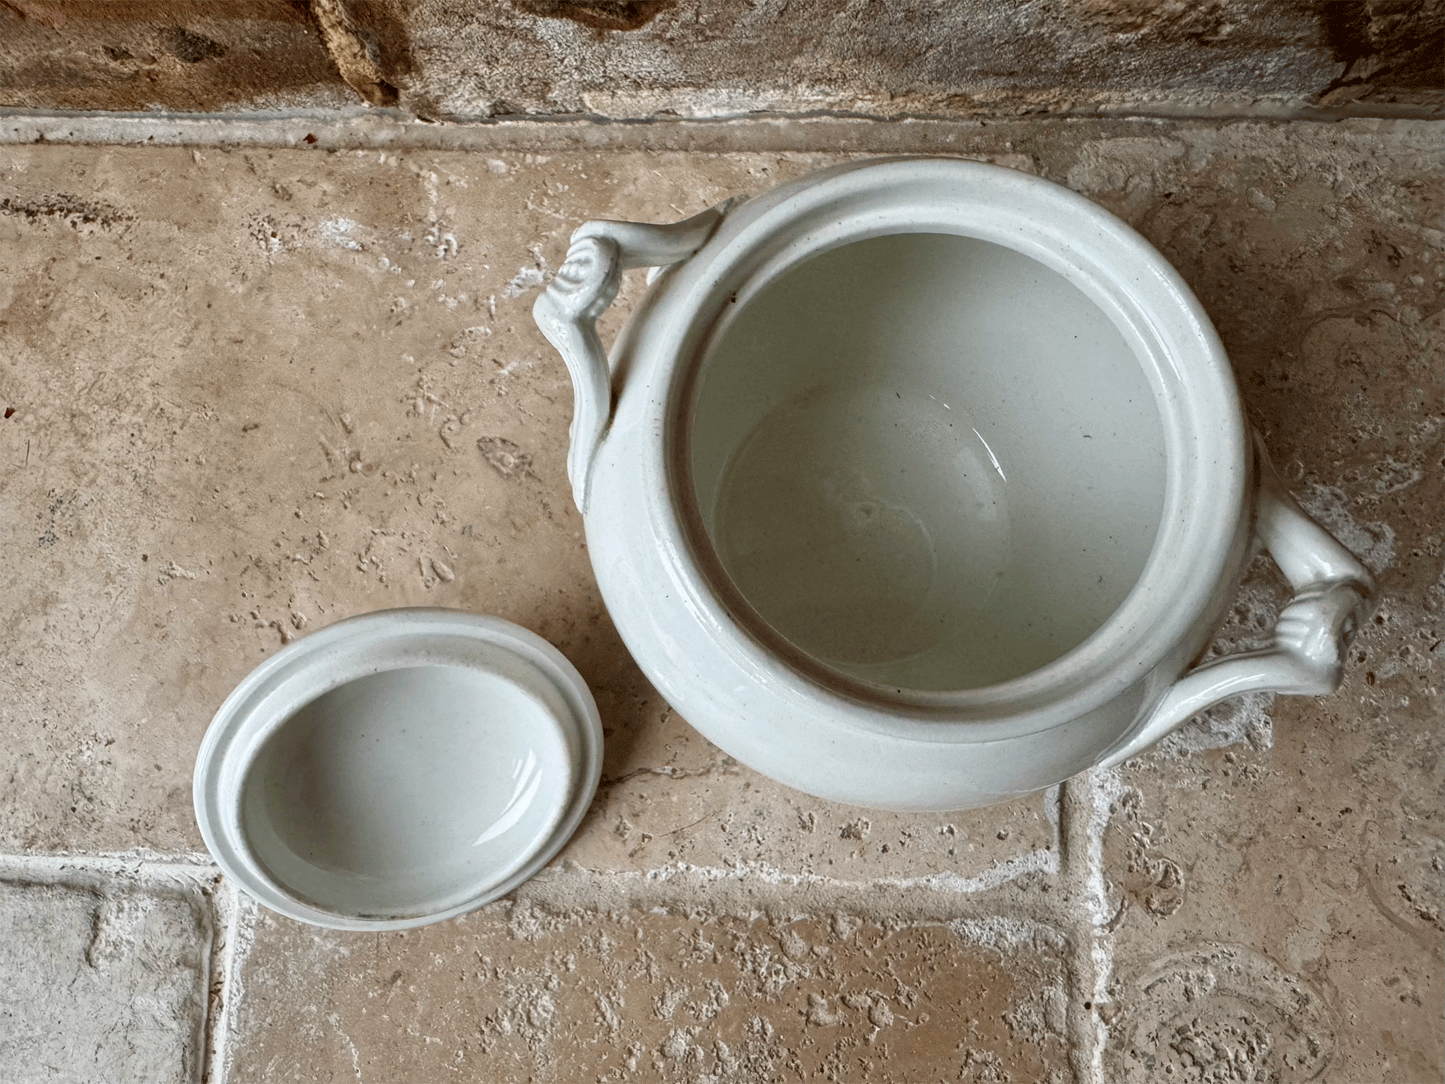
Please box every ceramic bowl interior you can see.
[688,231,1168,692]
[238,663,574,921]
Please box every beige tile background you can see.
[0,118,1440,1082]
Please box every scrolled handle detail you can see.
[548,235,624,325]
[533,204,731,513]
[1097,433,1375,769]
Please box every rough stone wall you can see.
[0,0,1441,119]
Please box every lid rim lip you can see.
[193,608,603,931]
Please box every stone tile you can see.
[0,876,213,1084]
[1087,113,1444,1084]
[231,898,1074,1083]
[1098,686,1444,1083]
[0,143,794,854]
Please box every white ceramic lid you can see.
[193,609,602,930]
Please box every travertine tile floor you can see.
[0,118,1440,1083]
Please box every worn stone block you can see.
[402,0,1444,121]
[230,899,1073,1082]
[0,877,213,1084]
[1082,112,1445,1083]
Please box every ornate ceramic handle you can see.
[532,206,729,513]
[1097,434,1376,769]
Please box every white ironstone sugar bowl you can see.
[533,157,1375,812]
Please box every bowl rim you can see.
[648,157,1249,735]
[193,608,602,930]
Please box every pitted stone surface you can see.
[1105,943,1338,1083]
[1078,113,1445,1084]
[0,878,212,1084]
[1099,673,1445,1083]
[230,901,1073,1083]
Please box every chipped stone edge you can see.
[1,107,1441,156]
[207,879,261,1084]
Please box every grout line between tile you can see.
[0,848,216,881]
[516,850,1065,928]
[0,109,1435,155]
[1058,771,1119,1084]
[611,847,1060,892]
[204,877,259,1084]
[1,840,1082,1076]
